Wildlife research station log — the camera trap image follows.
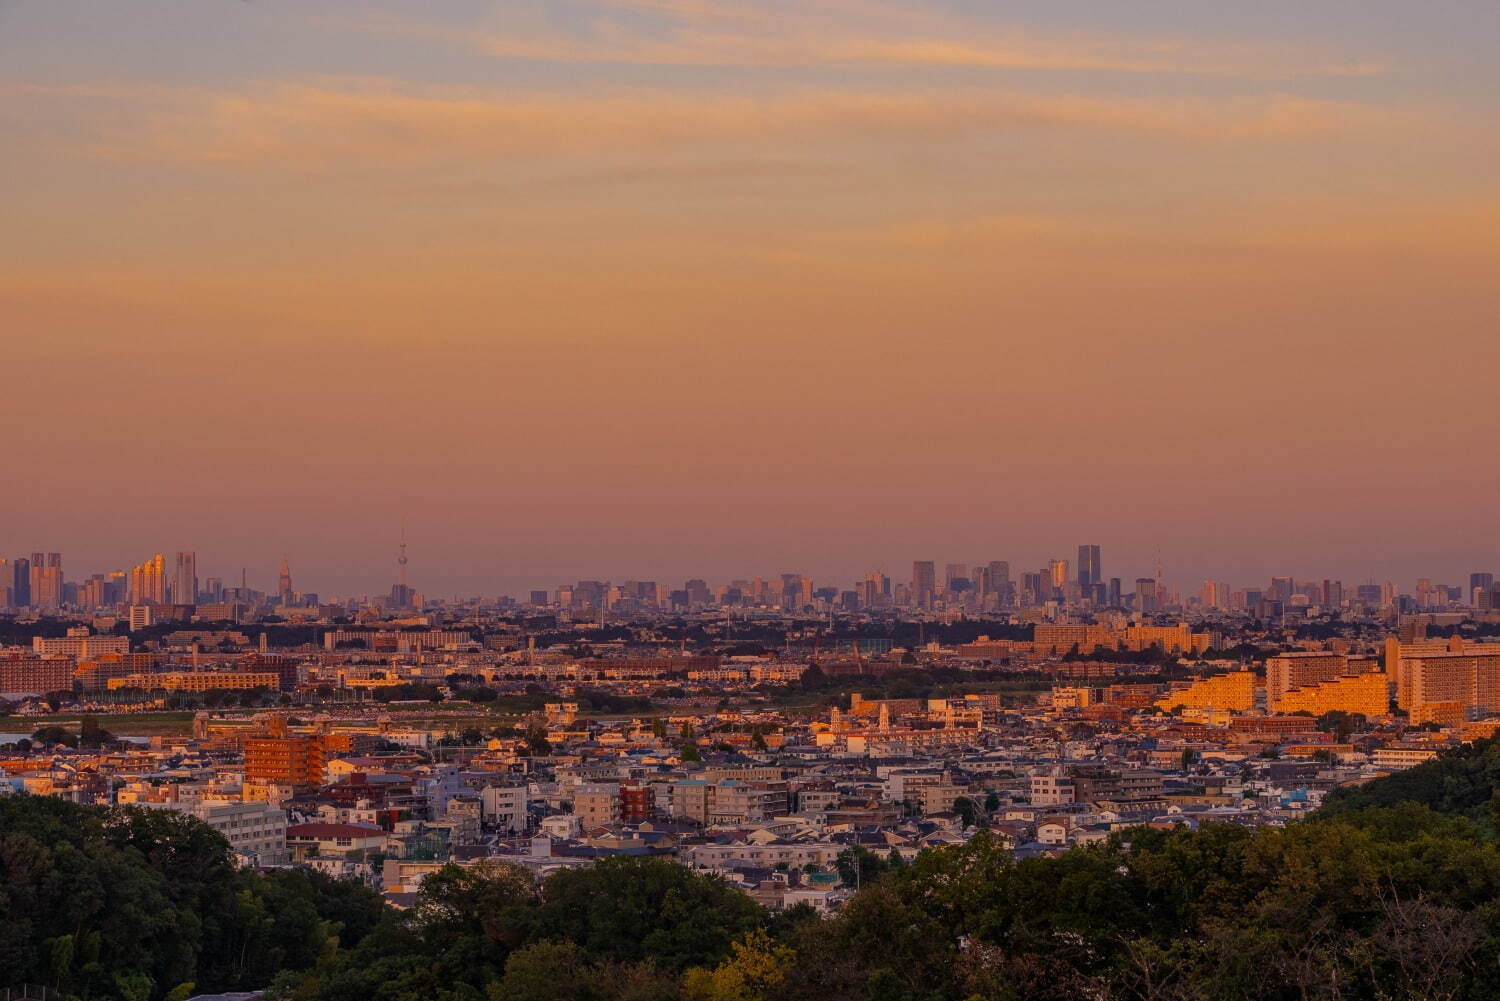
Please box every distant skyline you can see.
[3,536,1494,600]
[4,2,1498,594]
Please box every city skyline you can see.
[3,537,1496,605]
[4,1,1500,594]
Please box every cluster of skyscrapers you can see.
[4,542,1498,622]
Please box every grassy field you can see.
[0,711,205,737]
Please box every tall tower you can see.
[391,517,413,609]
[278,556,294,606]
[398,517,409,593]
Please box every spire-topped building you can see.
[390,518,415,609]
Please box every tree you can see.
[522,723,551,758]
[834,846,889,888]
[680,743,701,762]
[79,715,115,747]
[528,857,762,972]
[490,941,599,1001]
[31,724,76,747]
[953,796,979,828]
[681,930,794,1001]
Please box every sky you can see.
[2,0,1498,599]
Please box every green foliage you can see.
[0,796,385,1001]
[833,845,893,888]
[528,858,763,972]
[953,796,979,828]
[1319,734,1500,827]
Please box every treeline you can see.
[0,796,385,1001]
[277,798,1500,1001]
[1319,733,1500,828]
[13,743,1500,1001]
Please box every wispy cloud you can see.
[355,0,1386,79]
[45,80,1414,171]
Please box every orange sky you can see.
[3,1,1498,595]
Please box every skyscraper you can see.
[278,557,294,606]
[35,553,63,609]
[129,554,167,604]
[986,560,1011,607]
[1049,559,1069,596]
[1471,573,1494,604]
[173,551,198,604]
[1135,577,1159,614]
[1077,545,1101,593]
[11,556,30,607]
[911,561,936,609]
[28,553,44,608]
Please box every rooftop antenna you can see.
[398,515,409,593]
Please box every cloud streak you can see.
[357,0,1386,79]
[52,80,1415,171]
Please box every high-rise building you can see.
[1020,571,1045,606]
[31,553,62,609]
[1135,578,1158,614]
[1415,578,1435,609]
[1266,652,1361,708]
[911,561,936,609]
[128,554,168,605]
[28,553,44,606]
[1107,577,1122,607]
[1049,559,1069,593]
[173,551,198,605]
[859,571,891,609]
[278,557,294,606]
[11,557,31,608]
[1077,545,1101,593]
[943,563,969,594]
[1471,573,1495,605]
[1320,580,1344,608]
[1200,580,1220,609]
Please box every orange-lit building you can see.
[76,652,158,689]
[1155,672,1255,712]
[1271,672,1388,718]
[1410,701,1465,729]
[1266,652,1354,707]
[244,716,352,788]
[107,671,280,692]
